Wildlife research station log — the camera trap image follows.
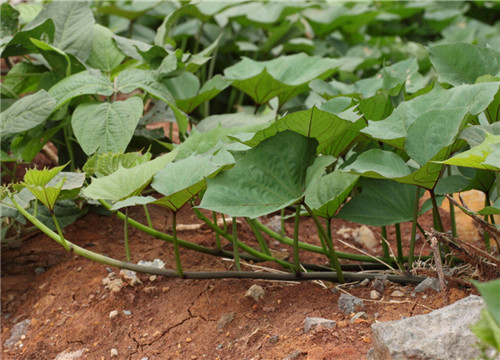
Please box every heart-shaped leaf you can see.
[199,130,318,218]
[72,97,144,155]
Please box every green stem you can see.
[280,208,285,236]
[253,218,386,263]
[192,208,293,270]
[124,207,131,262]
[232,217,241,271]
[408,186,421,269]
[143,205,153,228]
[62,125,75,171]
[483,193,491,251]
[51,212,69,251]
[430,190,445,232]
[293,204,302,276]
[447,168,457,238]
[303,203,344,282]
[381,226,390,260]
[246,218,271,256]
[395,223,403,265]
[213,211,222,250]
[172,212,184,277]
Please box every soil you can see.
[1,198,479,360]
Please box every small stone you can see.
[245,284,265,301]
[119,269,142,287]
[304,317,336,333]
[269,335,279,344]
[4,319,30,348]
[54,349,86,360]
[338,293,365,314]
[370,290,381,300]
[34,267,46,275]
[372,279,385,293]
[265,215,282,233]
[149,275,157,282]
[353,225,377,249]
[110,348,118,357]
[123,310,132,316]
[390,290,405,297]
[186,338,192,343]
[415,277,442,293]
[138,259,165,268]
[217,312,235,331]
[283,350,303,360]
[359,278,370,287]
[350,312,369,323]
[109,310,119,319]
[140,357,149,360]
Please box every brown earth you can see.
[1,198,480,360]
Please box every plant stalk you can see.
[246,218,271,256]
[293,204,302,276]
[232,217,241,271]
[395,223,403,265]
[213,211,222,250]
[143,205,153,228]
[172,212,184,277]
[381,226,390,260]
[408,186,421,269]
[124,207,131,262]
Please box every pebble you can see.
[109,310,119,319]
[54,349,85,360]
[283,350,303,360]
[350,312,369,323]
[372,279,385,293]
[4,319,30,348]
[149,275,157,282]
[269,335,279,344]
[391,290,405,297]
[34,267,46,275]
[304,317,336,333]
[415,277,442,293]
[123,310,132,316]
[217,312,235,331]
[140,357,149,360]
[245,284,265,301]
[370,290,381,300]
[119,269,142,287]
[338,293,365,314]
[359,278,370,287]
[110,348,118,357]
[353,225,377,249]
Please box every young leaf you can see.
[71,97,144,155]
[151,150,234,212]
[0,90,56,136]
[22,164,68,211]
[83,151,178,202]
[199,131,318,218]
[442,133,500,171]
[83,152,152,177]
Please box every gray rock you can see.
[245,284,265,301]
[283,350,303,360]
[415,277,442,293]
[4,319,30,348]
[304,317,336,333]
[338,293,364,314]
[372,278,385,293]
[369,295,499,360]
[34,266,46,275]
[55,349,86,360]
[217,312,235,330]
[269,335,279,344]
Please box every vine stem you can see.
[293,204,302,276]
[10,196,427,284]
[232,217,241,271]
[213,211,222,250]
[124,207,131,262]
[303,203,344,283]
[172,212,184,277]
[407,186,421,269]
[51,212,69,251]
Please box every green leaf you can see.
[241,105,364,156]
[0,62,45,98]
[164,73,231,114]
[27,199,81,231]
[429,43,500,86]
[71,97,144,155]
[31,0,95,62]
[337,178,420,226]
[116,68,188,134]
[199,131,318,218]
[362,83,500,149]
[478,198,500,216]
[0,90,56,136]
[48,71,113,108]
[305,169,359,219]
[442,133,500,171]
[22,164,67,210]
[83,151,178,202]
[86,24,125,72]
[224,53,343,106]
[83,151,152,177]
[151,150,234,211]
[1,17,54,57]
[1,3,19,39]
[474,279,500,328]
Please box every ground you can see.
[1,198,478,360]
